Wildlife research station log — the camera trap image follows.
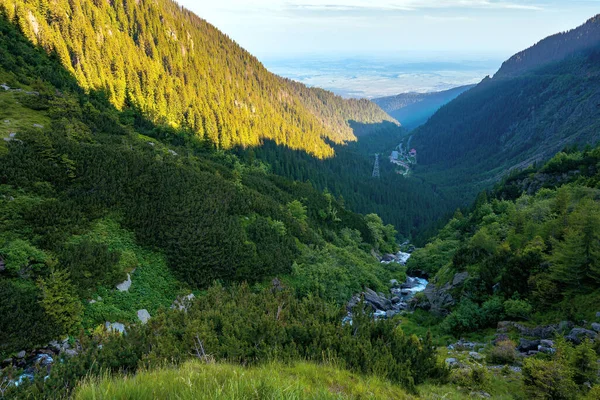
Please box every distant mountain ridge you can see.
[411,15,600,208]
[496,14,600,78]
[373,85,475,130]
[0,0,395,158]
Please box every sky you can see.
[181,1,600,60]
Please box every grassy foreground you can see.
[75,361,416,400]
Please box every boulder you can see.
[363,288,392,311]
[105,322,126,334]
[596,311,600,319]
[538,346,555,354]
[469,351,484,361]
[389,279,399,287]
[445,358,459,368]
[116,273,132,292]
[346,294,361,312]
[566,328,597,345]
[540,339,554,348]
[16,350,26,359]
[63,349,78,357]
[518,339,540,352]
[591,323,600,333]
[391,296,401,304]
[452,272,469,286]
[137,309,151,324]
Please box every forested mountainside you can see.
[496,14,600,78]
[0,13,452,398]
[411,30,600,209]
[402,146,600,399]
[373,85,475,130]
[0,0,394,158]
[236,123,452,242]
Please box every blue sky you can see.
[181,1,600,60]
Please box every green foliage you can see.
[365,213,398,254]
[60,239,123,295]
[443,297,504,334]
[489,340,517,365]
[0,279,58,356]
[522,357,578,400]
[1,0,395,158]
[36,268,83,336]
[74,361,414,400]
[503,298,532,320]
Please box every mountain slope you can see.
[373,85,475,130]
[411,17,600,208]
[496,14,600,78]
[0,0,394,158]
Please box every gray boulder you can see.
[116,273,132,292]
[518,339,540,352]
[137,309,151,324]
[420,272,469,316]
[16,350,26,359]
[105,322,126,334]
[469,351,484,361]
[591,323,600,333]
[363,288,392,311]
[445,358,459,368]
[566,328,597,345]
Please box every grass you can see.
[74,218,187,328]
[75,360,526,399]
[0,90,49,138]
[0,89,50,155]
[74,361,415,400]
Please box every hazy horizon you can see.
[179,1,600,97]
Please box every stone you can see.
[35,354,53,366]
[105,322,126,334]
[386,310,398,319]
[452,271,469,286]
[591,322,600,333]
[389,279,399,287]
[540,339,554,348]
[469,391,491,398]
[469,351,484,361]
[391,296,401,304]
[32,123,44,128]
[493,333,509,345]
[16,350,26,359]
[116,273,132,292]
[363,288,392,311]
[445,358,459,368]
[9,132,16,137]
[63,349,78,357]
[596,311,600,319]
[0,84,9,90]
[538,346,555,354]
[137,309,151,324]
[518,339,540,352]
[566,328,597,345]
[168,149,178,156]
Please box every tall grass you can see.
[75,361,414,400]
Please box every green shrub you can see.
[503,298,532,320]
[522,358,577,400]
[489,340,517,365]
[449,366,490,390]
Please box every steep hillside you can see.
[411,20,600,208]
[496,14,600,78]
[373,85,475,130]
[0,0,394,158]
